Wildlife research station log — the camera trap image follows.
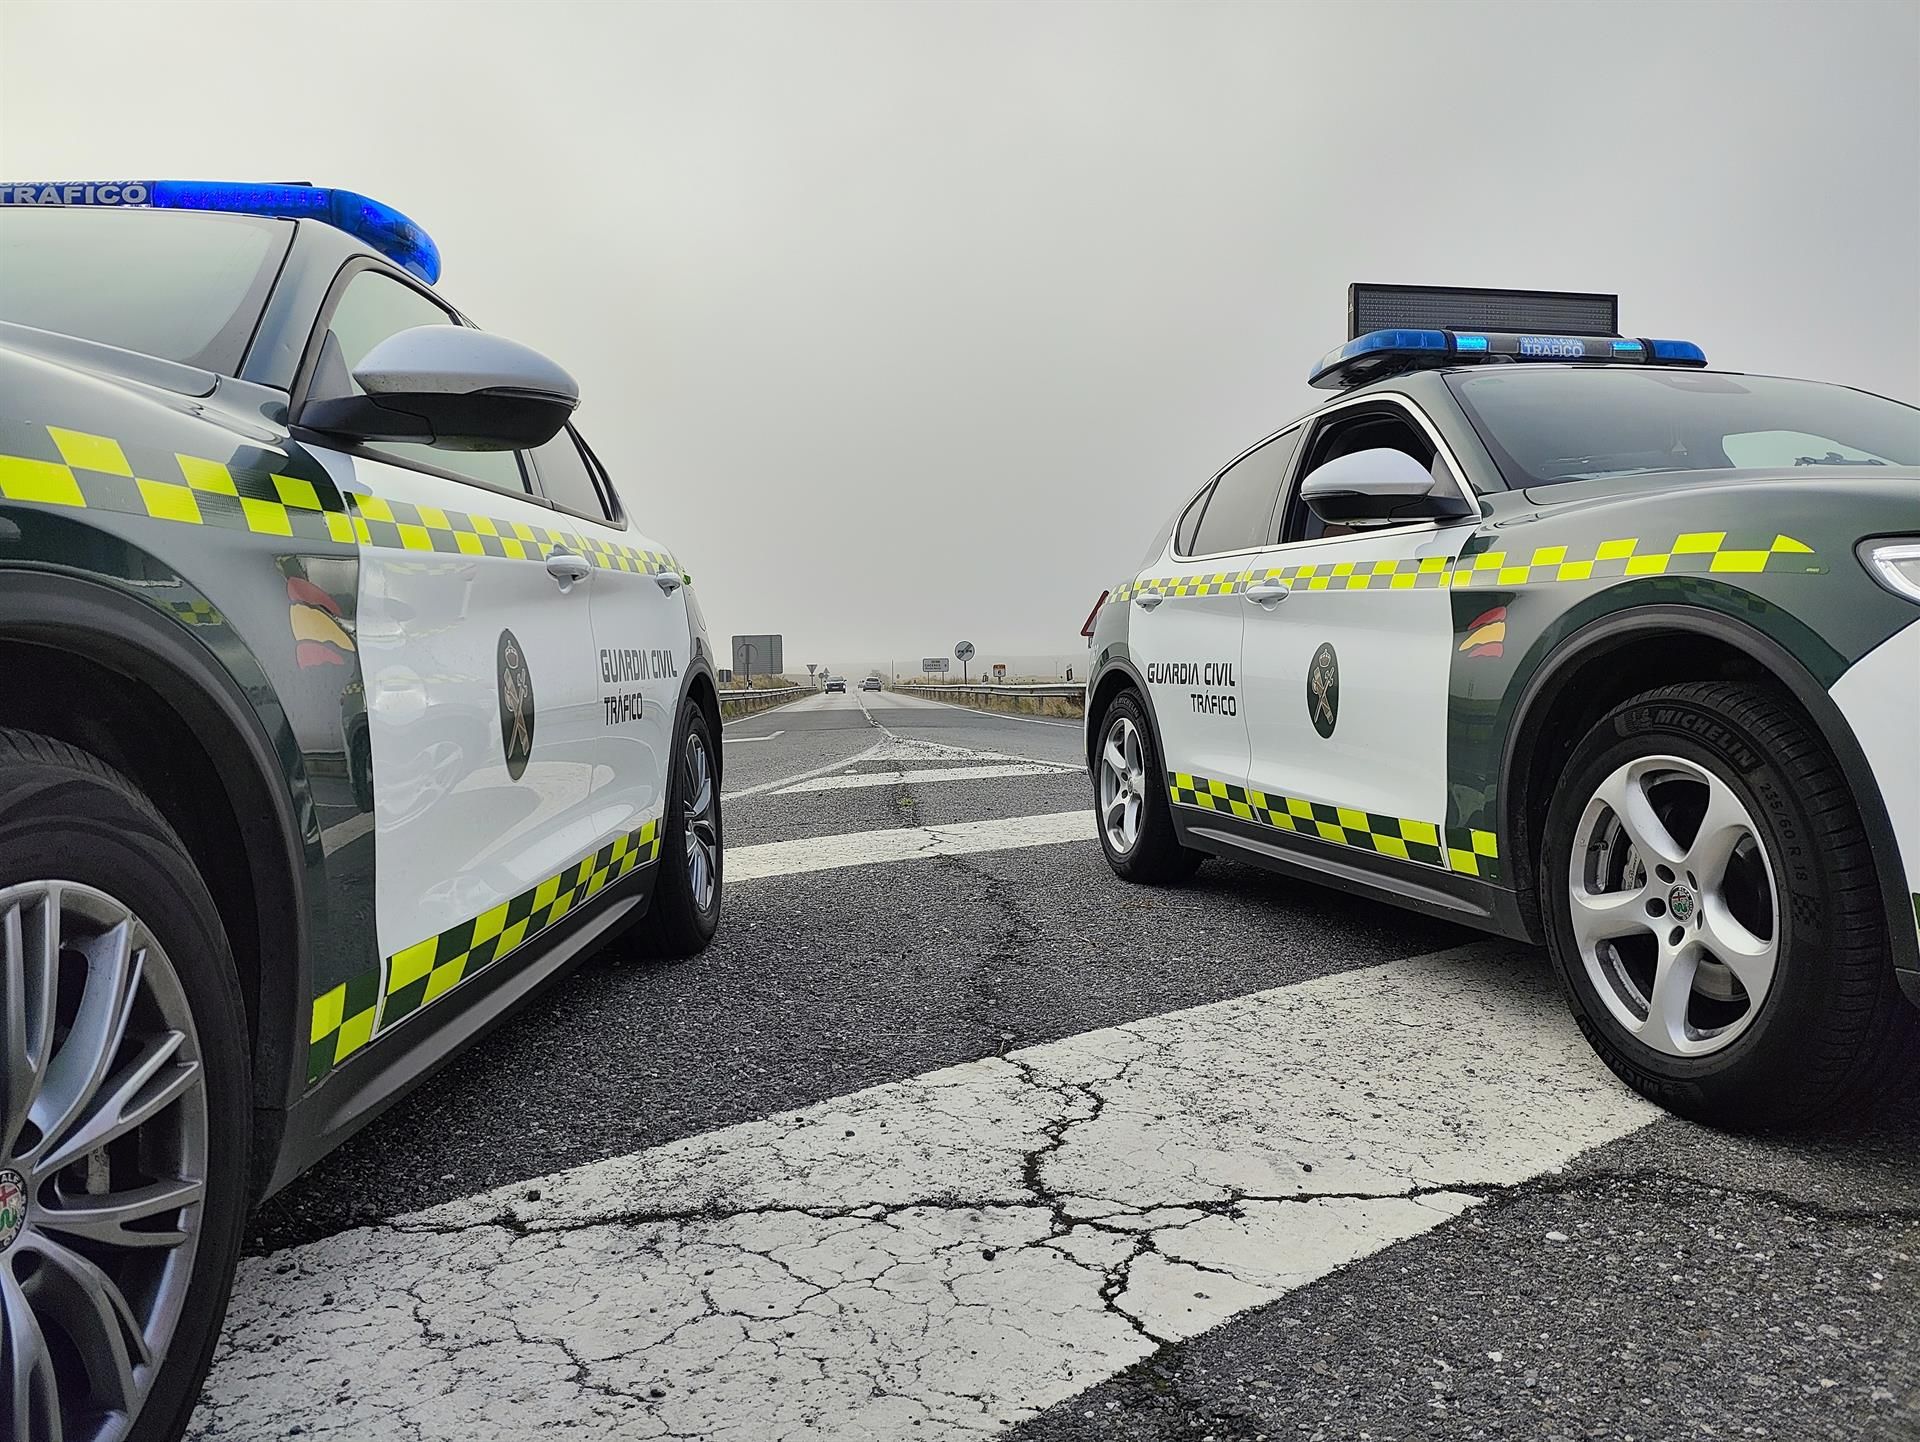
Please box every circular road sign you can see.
[955,640,976,662]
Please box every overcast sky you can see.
[3,0,1915,675]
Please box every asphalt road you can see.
[208,689,1920,1441]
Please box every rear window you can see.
[0,207,289,372]
[1447,368,1920,488]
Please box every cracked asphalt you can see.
[216,690,1920,1440]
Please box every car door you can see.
[299,262,609,1036]
[1236,397,1477,868]
[525,419,686,868]
[1130,428,1300,792]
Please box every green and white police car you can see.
[1085,284,1920,1130]
[0,182,725,1440]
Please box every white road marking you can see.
[772,761,1073,795]
[728,809,1096,880]
[193,944,1656,1441]
[722,730,784,743]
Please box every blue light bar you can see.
[0,179,440,283]
[1308,328,1708,389]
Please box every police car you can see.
[1084,283,1920,1131]
[0,181,724,1440]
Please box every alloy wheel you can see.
[1568,755,1781,1058]
[683,731,719,913]
[1098,716,1147,855]
[0,880,208,1442]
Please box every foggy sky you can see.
[3,0,1915,673]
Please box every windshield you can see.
[0,207,291,372]
[1446,368,1920,488]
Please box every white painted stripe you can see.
[721,730,783,743]
[726,809,1096,881]
[195,944,1655,1441]
[773,761,1073,795]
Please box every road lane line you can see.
[721,730,784,744]
[727,809,1095,880]
[772,761,1074,795]
[194,943,1656,1441]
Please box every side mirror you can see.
[303,325,578,451]
[1299,447,1474,526]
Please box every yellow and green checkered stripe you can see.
[0,423,677,576]
[307,967,382,1085]
[378,817,661,1034]
[1169,773,1459,870]
[1106,532,1817,603]
[1444,825,1502,881]
[304,818,662,1085]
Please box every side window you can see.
[312,268,528,495]
[1283,405,1453,543]
[1188,430,1300,557]
[529,424,611,522]
[1173,482,1214,556]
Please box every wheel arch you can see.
[1501,604,1917,976]
[1085,655,1164,774]
[0,569,312,1191]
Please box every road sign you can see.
[954,641,975,662]
[731,634,784,679]
[921,657,949,674]
[807,663,818,684]
[992,663,1006,680]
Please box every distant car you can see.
[0,180,726,1441]
[861,676,883,691]
[825,677,847,693]
[1084,281,1920,1131]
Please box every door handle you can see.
[1133,591,1164,610]
[1244,579,1291,606]
[545,552,592,590]
[653,570,684,595]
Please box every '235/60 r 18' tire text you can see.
[1541,682,1916,1128]
[0,729,250,1442]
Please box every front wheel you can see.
[1094,692,1202,885]
[0,729,250,1442]
[1540,682,1914,1127]
[636,704,723,958]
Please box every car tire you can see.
[636,703,723,958]
[1540,681,1916,1128]
[1093,690,1203,885]
[0,728,250,1442]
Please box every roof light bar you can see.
[0,179,441,283]
[1308,329,1709,390]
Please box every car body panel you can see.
[0,207,717,1196]
[1087,365,1920,1000]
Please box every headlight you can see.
[1859,540,1920,603]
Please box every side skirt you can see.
[1171,805,1535,941]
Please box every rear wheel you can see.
[636,704,723,958]
[1541,682,1914,1127]
[1094,692,1202,885]
[0,729,249,1442]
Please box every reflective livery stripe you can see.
[1107,531,1818,603]
[0,423,677,575]
[306,819,663,1084]
[1169,772,1477,871]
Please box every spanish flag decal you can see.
[1460,606,1507,659]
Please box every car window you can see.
[530,424,611,521]
[316,267,528,495]
[1188,431,1299,557]
[1173,483,1213,556]
[1446,369,1920,487]
[0,207,289,372]
[1283,406,1449,542]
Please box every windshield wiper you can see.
[1795,452,1885,466]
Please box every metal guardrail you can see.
[896,682,1082,699]
[717,685,807,703]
